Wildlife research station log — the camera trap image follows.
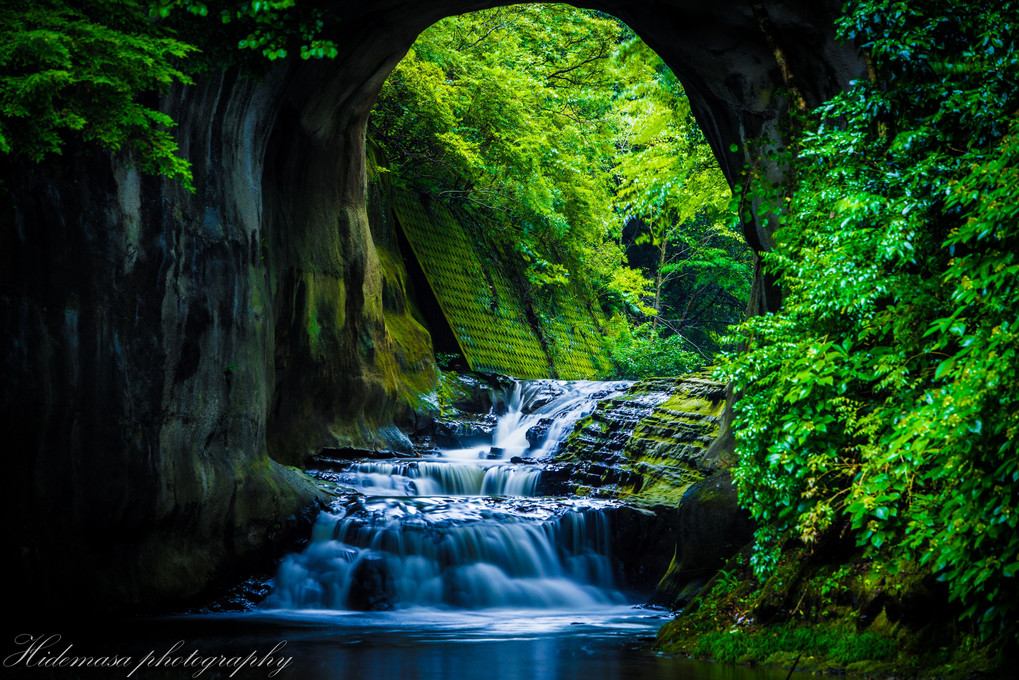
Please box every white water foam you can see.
[265,499,623,610]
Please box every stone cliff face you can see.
[542,378,753,602]
[0,1,864,613]
[1,66,437,614]
[1,72,330,614]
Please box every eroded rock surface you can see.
[545,377,752,606]
[546,377,727,502]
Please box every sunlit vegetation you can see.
[367,5,750,376]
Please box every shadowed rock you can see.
[651,470,755,609]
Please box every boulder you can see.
[651,470,754,609]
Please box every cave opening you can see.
[2,0,866,630]
[361,3,751,380]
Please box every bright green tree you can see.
[611,44,750,353]
[369,5,625,288]
[1,1,344,189]
[0,0,196,187]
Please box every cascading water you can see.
[328,460,542,497]
[155,378,726,680]
[487,380,628,459]
[479,466,542,496]
[265,498,623,610]
[265,379,631,612]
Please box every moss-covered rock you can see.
[655,541,1014,678]
[382,159,612,380]
[552,376,727,503]
[542,376,754,601]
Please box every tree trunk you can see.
[652,236,667,331]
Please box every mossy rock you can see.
[555,376,728,506]
[655,539,1015,679]
[651,469,754,609]
[387,180,610,379]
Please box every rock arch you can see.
[0,1,864,613]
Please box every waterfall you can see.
[264,499,623,610]
[490,382,527,455]
[266,379,631,612]
[489,380,629,459]
[326,461,542,496]
[480,466,541,496]
[338,462,486,495]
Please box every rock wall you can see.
[1,71,332,615]
[0,64,438,614]
[1,0,864,613]
[546,377,752,604]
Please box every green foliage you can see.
[150,1,338,61]
[1,1,347,187]
[370,6,624,284]
[370,5,750,377]
[622,211,752,356]
[694,623,897,666]
[0,0,196,187]
[717,0,1019,637]
[611,42,751,350]
[603,320,701,379]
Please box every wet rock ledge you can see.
[542,376,754,608]
[542,376,728,503]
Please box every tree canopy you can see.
[0,0,195,187]
[368,5,748,375]
[0,0,342,188]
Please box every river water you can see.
[24,606,806,680]
[183,379,779,680]
[3,381,800,680]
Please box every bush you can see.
[605,322,702,379]
[716,0,1019,638]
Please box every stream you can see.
[165,379,790,680]
[267,380,631,612]
[12,381,804,680]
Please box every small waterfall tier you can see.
[487,380,630,459]
[265,497,623,611]
[325,461,542,497]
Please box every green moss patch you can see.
[690,622,896,667]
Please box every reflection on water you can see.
[2,381,798,680]
[4,609,812,680]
